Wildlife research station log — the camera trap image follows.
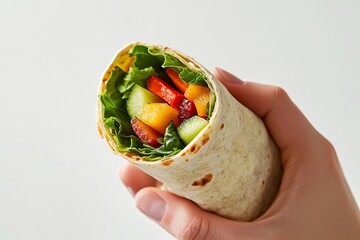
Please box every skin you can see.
[120,67,360,240]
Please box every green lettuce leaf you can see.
[99,67,134,149]
[147,47,212,89]
[157,121,183,153]
[119,66,155,99]
[130,45,163,69]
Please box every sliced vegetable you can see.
[126,84,164,118]
[131,117,162,148]
[194,95,210,117]
[137,103,179,134]
[117,56,134,72]
[184,84,210,117]
[177,116,208,145]
[184,84,210,100]
[178,98,197,123]
[147,75,184,109]
[166,68,188,93]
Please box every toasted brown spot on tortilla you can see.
[124,152,138,159]
[261,180,266,188]
[192,173,213,187]
[267,167,271,173]
[97,125,103,137]
[201,135,209,145]
[162,159,174,166]
[184,159,189,163]
[189,144,199,153]
[123,152,132,157]
[220,123,224,130]
[181,152,186,157]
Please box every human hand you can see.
[120,68,360,240]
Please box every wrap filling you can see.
[99,44,216,160]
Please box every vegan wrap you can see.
[97,42,282,221]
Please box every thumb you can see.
[135,188,251,240]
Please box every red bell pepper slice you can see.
[166,69,189,93]
[131,116,162,148]
[147,75,184,109]
[178,98,197,123]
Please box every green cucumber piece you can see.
[177,116,208,145]
[126,84,164,118]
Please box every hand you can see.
[120,68,360,240]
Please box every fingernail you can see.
[135,191,166,222]
[215,67,244,84]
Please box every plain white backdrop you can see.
[0,0,359,239]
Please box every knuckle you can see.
[271,86,294,112]
[180,216,211,240]
[320,135,337,157]
[272,86,289,100]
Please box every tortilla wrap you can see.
[97,42,282,221]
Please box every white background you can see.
[0,0,359,239]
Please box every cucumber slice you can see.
[177,116,208,145]
[126,84,164,118]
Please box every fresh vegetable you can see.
[166,68,189,93]
[147,75,184,109]
[117,54,134,72]
[157,121,184,153]
[177,116,208,145]
[126,84,164,118]
[131,117,162,148]
[100,44,216,160]
[119,66,155,99]
[184,84,211,117]
[137,103,179,134]
[194,94,210,117]
[184,83,210,101]
[178,98,197,123]
[100,66,133,149]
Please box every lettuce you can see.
[119,66,155,99]
[100,44,214,160]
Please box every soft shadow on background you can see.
[0,0,359,239]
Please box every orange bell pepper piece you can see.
[166,69,189,93]
[184,84,210,117]
[137,103,179,134]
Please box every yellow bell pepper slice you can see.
[137,103,179,135]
